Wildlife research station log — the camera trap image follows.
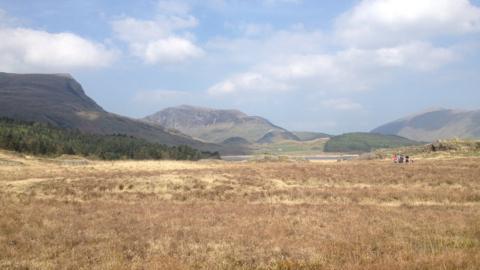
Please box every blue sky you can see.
[0,0,479,134]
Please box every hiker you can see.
[405,156,410,163]
[393,154,397,163]
[398,155,404,163]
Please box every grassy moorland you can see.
[0,151,479,269]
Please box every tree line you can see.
[0,118,219,160]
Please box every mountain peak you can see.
[144,105,287,143]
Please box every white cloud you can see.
[112,1,203,64]
[335,42,458,71]
[207,40,456,96]
[321,98,363,111]
[207,52,363,96]
[336,0,480,47]
[374,42,457,71]
[208,72,290,95]
[207,1,468,97]
[131,36,203,64]
[0,27,117,72]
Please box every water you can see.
[221,155,358,162]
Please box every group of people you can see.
[392,154,412,164]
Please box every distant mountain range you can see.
[143,105,304,144]
[372,108,480,142]
[0,72,217,152]
[2,72,477,156]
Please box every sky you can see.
[0,0,479,134]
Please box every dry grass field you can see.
[1,151,479,269]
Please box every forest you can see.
[0,118,219,160]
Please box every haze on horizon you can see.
[0,0,479,134]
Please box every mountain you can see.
[143,105,291,144]
[292,131,331,141]
[324,132,420,153]
[372,108,480,142]
[0,72,216,151]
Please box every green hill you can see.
[0,118,218,160]
[324,132,420,153]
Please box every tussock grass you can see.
[1,154,479,269]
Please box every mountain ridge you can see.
[143,105,294,144]
[372,108,480,142]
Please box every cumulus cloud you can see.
[0,27,117,72]
[130,36,203,64]
[207,52,364,96]
[336,0,480,47]
[207,40,457,96]
[112,0,203,64]
[373,42,457,71]
[206,0,472,97]
[208,72,290,95]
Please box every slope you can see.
[372,108,480,142]
[0,72,216,151]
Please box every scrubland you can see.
[1,152,479,269]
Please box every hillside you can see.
[372,108,480,142]
[0,72,216,151]
[0,118,217,160]
[143,105,290,143]
[324,132,420,153]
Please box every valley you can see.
[1,0,479,269]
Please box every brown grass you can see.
[1,153,479,269]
